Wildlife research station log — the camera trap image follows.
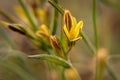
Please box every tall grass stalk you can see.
[92,0,98,51]
[18,0,37,31]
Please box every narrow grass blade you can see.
[18,0,37,31]
[92,0,98,51]
[0,9,17,23]
[28,54,72,68]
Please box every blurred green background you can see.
[0,0,120,80]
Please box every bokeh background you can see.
[0,0,120,80]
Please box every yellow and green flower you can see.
[63,10,83,42]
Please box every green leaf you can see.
[28,54,72,68]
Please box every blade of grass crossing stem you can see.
[51,0,59,35]
[28,54,72,68]
[92,0,98,51]
[18,0,37,31]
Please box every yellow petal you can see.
[74,20,83,37]
[63,25,70,40]
[38,24,50,36]
[71,37,82,42]
[64,10,72,31]
[69,21,83,41]
[72,17,77,27]
[75,20,83,31]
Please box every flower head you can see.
[63,10,83,42]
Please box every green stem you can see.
[0,10,17,23]
[51,0,59,35]
[92,0,99,80]
[106,64,119,80]
[92,0,98,51]
[48,0,64,15]
[18,0,37,31]
[61,67,66,80]
[81,31,96,54]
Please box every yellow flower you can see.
[36,24,50,44]
[36,24,50,38]
[63,10,83,42]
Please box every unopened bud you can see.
[50,36,65,58]
[0,21,26,35]
[95,48,108,80]
[97,48,108,66]
[64,10,72,31]
[8,25,26,35]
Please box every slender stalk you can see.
[51,0,59,35]
[61,67,66,80]
[92,0,99,80]
[0,10,17,23]
[48,0,64,15]
[92,0,98,51]
[18,0,37,31]
[80,31,96,54]
[106,64,119,80]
